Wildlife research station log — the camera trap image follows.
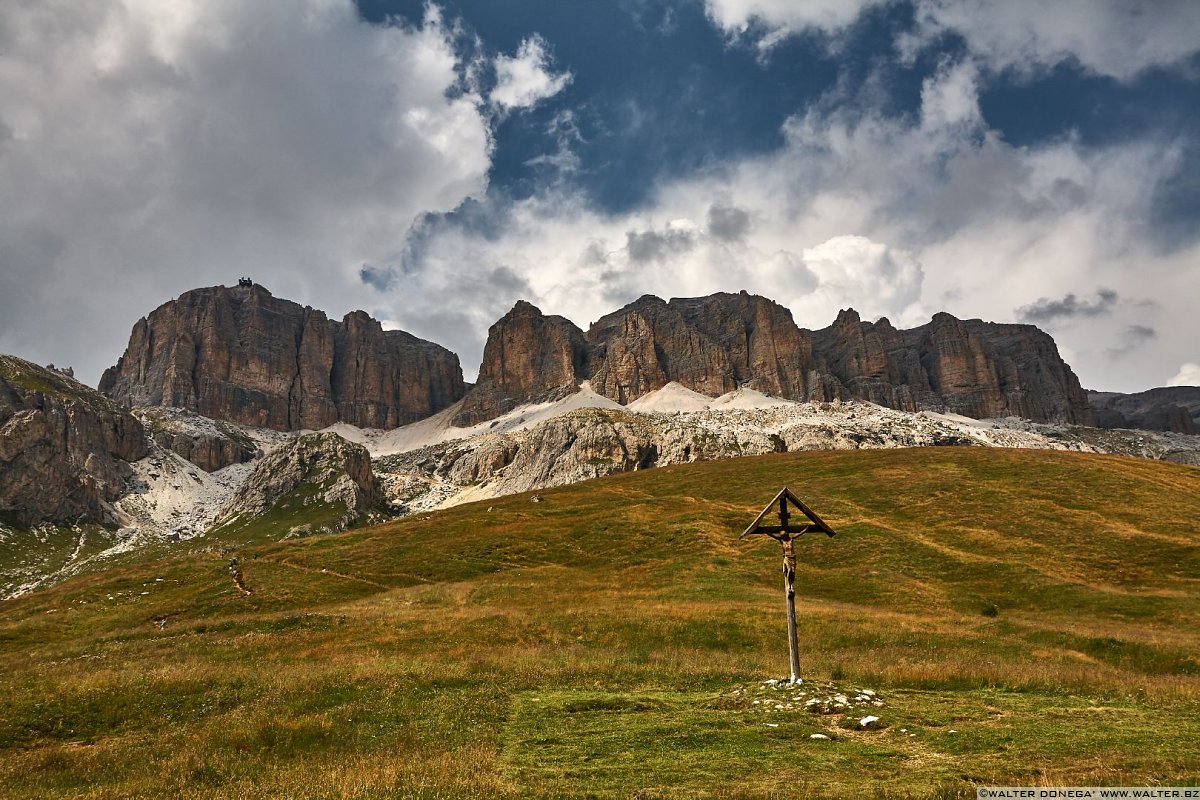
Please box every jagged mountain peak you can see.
[460,291,1094,427]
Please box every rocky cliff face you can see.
[670,292,814,399]
[808,311,1094,423]
[100,284,465,431]
[1,355,148,525]
[1088,387,1200,434]
[587,295,740,401]
[458,292,1094,426]
[808,310,921,410]
[453,301,588,426]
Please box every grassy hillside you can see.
[1,448,1198,798]
[0,522,128,599]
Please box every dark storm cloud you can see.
[359,266,395,291]
[1150,139,1200,250]
[1105,324,1157,358]
[625,227,698,263]
[1127,324,1157,341]
[484,265,533,295]
[706,204,751,242]
[1016,289,1119,324]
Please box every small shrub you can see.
[981,603,999,618]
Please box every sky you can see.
[1,0,1198,393]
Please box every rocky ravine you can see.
[1,363,384,599]
[455,293,1095,427]
[2,428,384,601]
[136,406,262,472]
[100,283,466,431]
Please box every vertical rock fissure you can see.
[288,314,306,431]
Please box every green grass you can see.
[0,523,124,598]
[207,482,353,546]
[0,448,1198,798]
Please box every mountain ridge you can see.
[108,285,1200,434]
[1088,386,1200,434]
[456,291,1095,428]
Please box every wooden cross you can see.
[740,487,836,683]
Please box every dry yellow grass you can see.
[0,448,1197,797]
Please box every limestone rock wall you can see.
[453,301,588,426]
[100,284,465,431]
[457,292,1095,426]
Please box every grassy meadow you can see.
[1,447,1198,798]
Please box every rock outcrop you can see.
[1,355,148,525]
[212,432,381,533]
[1088,387,1200,434]
[809,311,1094,423]
[100,284,465,431]
[587,295,740,401]
[453,301,588,426]
[669,292,814,399]
[457,292,1094,426]
[134,407,260,472]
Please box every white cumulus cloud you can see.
[385,51,1199,392]
[0,0,495,384]
[1168,363,1200,387]
[705,0,884,40]
[491,35,572,112]
[708,0,1200,80]
[795,236,925,325]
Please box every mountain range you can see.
[98,283,1117,431]
[3,282,1199,596]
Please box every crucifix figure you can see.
[740,487,837,683]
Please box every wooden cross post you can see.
[741,487,836,683]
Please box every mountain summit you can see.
[99,283,466,431]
